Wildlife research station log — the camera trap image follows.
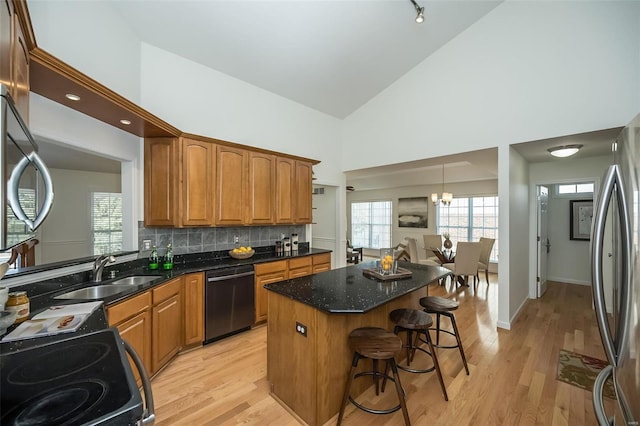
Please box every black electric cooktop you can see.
[0,328,143,426]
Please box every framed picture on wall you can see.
[570,199,593,241]
[398,197,428,228]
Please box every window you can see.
[351,201,392,249]
[437,196,499,261]
[556,182,594,195]
[91,192,123,255]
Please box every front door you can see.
[537,185,550,297]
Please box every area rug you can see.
[557,349,616,399]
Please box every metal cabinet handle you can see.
[123,339,155,425]
[592,365,614,426]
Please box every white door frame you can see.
[536,184,549,297]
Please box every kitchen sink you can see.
[109,275,162,286]
[54,285,134,300]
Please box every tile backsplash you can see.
[138,222,306,255]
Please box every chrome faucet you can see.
[92,255,116,282]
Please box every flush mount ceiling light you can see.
[120,119,132,125]
[547,144,583,158]
[65,93,81,101]
[409,0,424,23]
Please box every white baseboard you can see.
[547,276,591,286]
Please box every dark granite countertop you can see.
[1,245,331,341]
[264,260,451,313]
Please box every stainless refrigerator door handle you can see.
[591,165,618,366]
[123,340,156,425]
[612,165,632,363]
[7,151,54,231]
[592,365,614,426]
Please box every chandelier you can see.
[431,164,453,206]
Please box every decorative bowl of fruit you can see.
[229,246,255,259]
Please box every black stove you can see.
[1,329,144,425]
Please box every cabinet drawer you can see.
[288,256,312,270]
[312,253,331,265]
[255,260,288,275]
[289,266,312,279]
[313,263,331,274]
[153,277,182,304]
[107,291,152,325]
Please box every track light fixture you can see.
[409,0,424,23]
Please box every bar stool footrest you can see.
[348,371,402,415]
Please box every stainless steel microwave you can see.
[0,84,53,251]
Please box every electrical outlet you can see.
[234,235,239,244]
[296,321,307,337]
[143,240,151,250]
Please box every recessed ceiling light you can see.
[65,93,81,101]
[120,119,132,125]
[547,144,583,158]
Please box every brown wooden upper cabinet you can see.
[144,137,315,227]
[181,138,215,226]
[248,152,276,224]
[144,138,178,226]
[1,0,29,122]
[294,161,313,223]
[215,145,247,225]
[275,157,294,223]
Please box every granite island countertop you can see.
[264,260,451,313]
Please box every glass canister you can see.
[379,248,397,275]
[6,291,30,324]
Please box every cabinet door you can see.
[312,253,332,274]
[255,270,287,323]
[294,161,313,224]
[114,310,152,386]
[144,138,178,226]
[183,273,204,346]
[11,12,28,122]
[181,139,215,226]
[248,152,275,224]
[215,145,247,225]
[0,0,12,90]
[275,157,294,223]
[152,293,182,374]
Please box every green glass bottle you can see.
[149,245,159,270]
[163,243,173,270]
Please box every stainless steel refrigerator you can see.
[592,113,640,425]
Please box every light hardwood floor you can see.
[151,276,614,425]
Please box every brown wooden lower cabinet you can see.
[107,273,205,378]
[152,293,181,373]
[183,273,204,347]
[112,310,152,386]
[254,253,332,324]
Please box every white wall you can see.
[527,155,610,294]
[547,194,593,285]
[37,169,120,263]
[27,0,142,102]
[505,147,530,328]
[311,185,338,268]
[29,93,141,251]
[347,180,498,260]
[342,2,640,171]
[139,44,344,187]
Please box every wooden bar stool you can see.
[419,296,470,375]
[337,327,411,426]
[387,308,448,401]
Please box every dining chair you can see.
[476,237,495,285]
[405,237,439,266]
[422,234,443,264]
[441,241,482,287]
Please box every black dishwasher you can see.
[204,264,255,344]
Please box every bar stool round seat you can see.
[337,327,411,426]
[388,308,448,400]
[419,296,470,375]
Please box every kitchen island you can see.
[264,261,450,426]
